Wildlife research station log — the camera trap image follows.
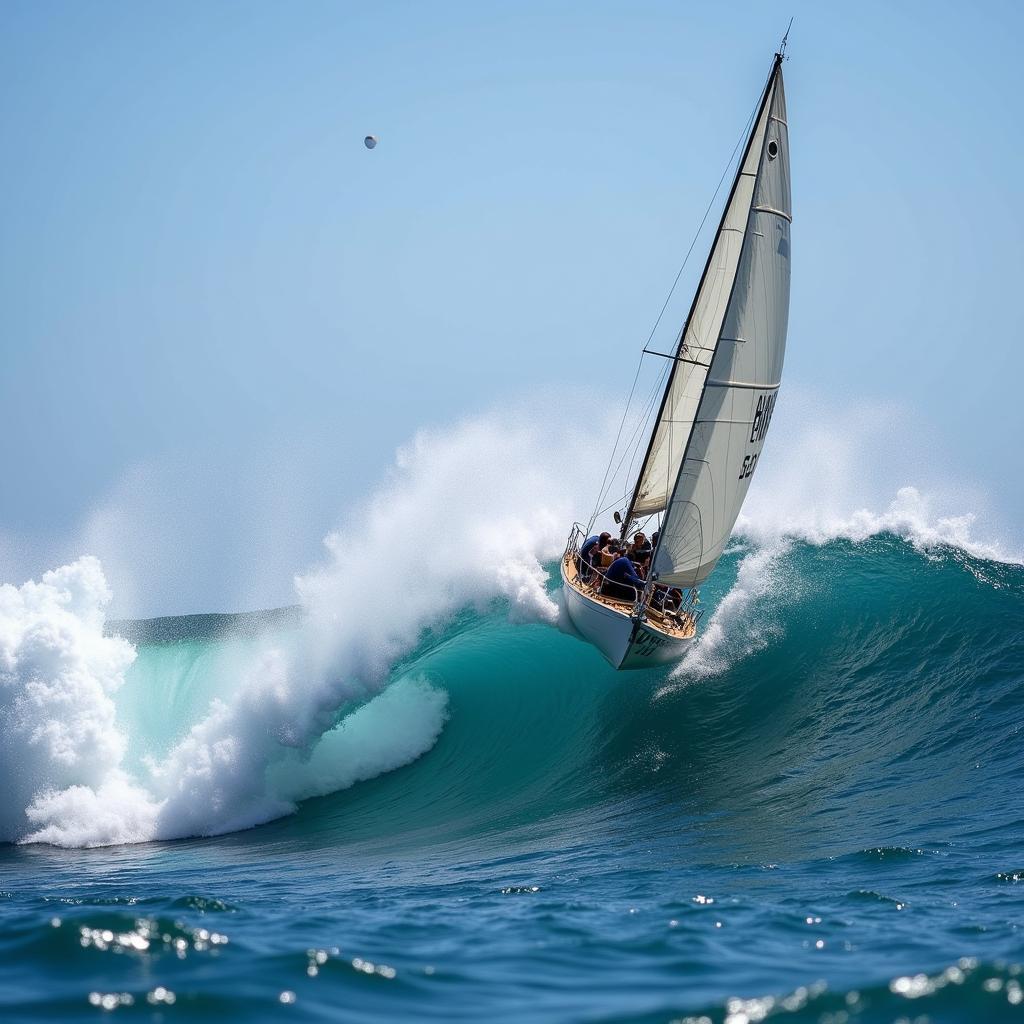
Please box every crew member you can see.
[579,531,610,581]
[629,532,652,562]
[602,551,647,601]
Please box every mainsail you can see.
[626,54,791,589]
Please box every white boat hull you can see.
[560,560,693,670]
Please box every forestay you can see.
[632,58,791,588]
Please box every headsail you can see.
[629,55,791,588]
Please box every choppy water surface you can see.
[1,531,1022,1022]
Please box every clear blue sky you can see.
[2,0,1021,614]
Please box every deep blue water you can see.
[1,535,1022,1021]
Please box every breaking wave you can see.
[0,402,1020,848]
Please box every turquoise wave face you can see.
[1,534,1022,1021]
[111,534,1024,853]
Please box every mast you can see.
[620,53,783,541]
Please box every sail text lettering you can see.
[750,392,777,443]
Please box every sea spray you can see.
[662,539,794,690]
[140,412,599,840]
[662,484,1022,692]
[737,391,1020,563]
[741,484,1020,564]
[0,558,152,845]
[657,395,1024,688]
[2,402,1021,847]
[1,410,605,847]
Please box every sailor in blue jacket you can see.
[603,553,647,601]
[579,531,610,581]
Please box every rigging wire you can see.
[605,369,666,508]
[587,353,645,535]
[610,368,666,483]
[593,490,633,523]
[638,96,762,354]
[621,363,670,493]
[591,361,668,530]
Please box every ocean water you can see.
[1,412,1023,1022]
[1,530,1022,1022]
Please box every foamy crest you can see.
[297,413,584,640]
[0,558,146,843]
[735,393,1021,564]
[25,776,159,848]
[739,485,1020,565]
[1,553,454,846]
[666,485,1018,688]
[663,397,1020,686]
[2,408,606,847]
[661,540,790,694]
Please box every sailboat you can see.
[561,45,791,669]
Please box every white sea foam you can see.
[660,540,791,693]
[739,485,1020,565]
[734,393,1021,565]
[0,559,142,843]
[1,408,606,847]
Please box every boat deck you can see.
[562,554,696,641]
